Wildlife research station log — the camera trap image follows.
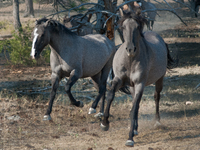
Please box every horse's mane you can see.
[119,8,147,36]
[36,18,77,36]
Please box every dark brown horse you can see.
[101,9,175,147]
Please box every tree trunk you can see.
[23,0,34,17]
[13,0,22,31]
[53,0,60,19]
[94,0,106,34]
[103,0,117,41]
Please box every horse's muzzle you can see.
[126,47,136,57]
[31,51,40,59]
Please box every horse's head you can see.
[119,8,146,57]
[31,19,58,59]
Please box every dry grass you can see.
[0,81,200,149]
[1,0,200,149]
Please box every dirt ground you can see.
[0,0,200,150]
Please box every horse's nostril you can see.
[134,47,136,52]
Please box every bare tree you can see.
[13,0,22,30]
[103,0,117,40]
[23,0,34,17]
[46,0,188,42]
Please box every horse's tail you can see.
[119,86,131,95]
[109,69,131,95]
[165,43,179,69]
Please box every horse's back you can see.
[143,31,166,47]
[82,34,115,55]
[78,34,115,77]
[143,31,167,85]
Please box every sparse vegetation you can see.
[0,22,50,66]
[0,0,200,149]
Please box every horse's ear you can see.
[119,8,124,17]
[45,20,59,27]
[35,19,38,25]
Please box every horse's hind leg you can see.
[129,87,139,136]
[88,62,112,117]
[64,73,84,107]
[44,73,59,121]
[154,76,164,123]
[151,21,154,31]
[147,20,150,30]
[88,73,106,117]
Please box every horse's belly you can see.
[81,53,113,78]
[81,64,106,78]
[145,67,166,86]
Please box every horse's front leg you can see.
[65,72,84,107]
[154,76,164,126]
[44,73,59,121]
[101,77,122,131]
[126,83,144,147]
[129,87,139,136]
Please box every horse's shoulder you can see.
[143,31,163,42]
[115,44,127,58]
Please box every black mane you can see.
[35,18,48,25]
[36,18,77,36]
[119,9,147,35]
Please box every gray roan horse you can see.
[101,9,175,147]
[31,18,116,120]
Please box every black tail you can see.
[165,43,178,69]
[119,86,131,94]
[110,69,131,95]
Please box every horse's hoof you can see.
[100,123,109,131]
[154,121,161,128]
[88,107,96,114]
[125,140,134,147]
[134,130,138,135]
[94,112,104,118]
[43,115,51,121]
[79,101,84,107]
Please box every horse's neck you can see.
[49,33,78,55]
[133,30,142,49]
[134,31,149,60]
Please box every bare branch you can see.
[195,83,200,89]
[46,3,104,18]
[162,0,175,9]
[142,8,187,26]
[151,0,168,8]
[76,95,95,101]
[172,0,196,13]
[103,14,115,28]
[67,3,104,17]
